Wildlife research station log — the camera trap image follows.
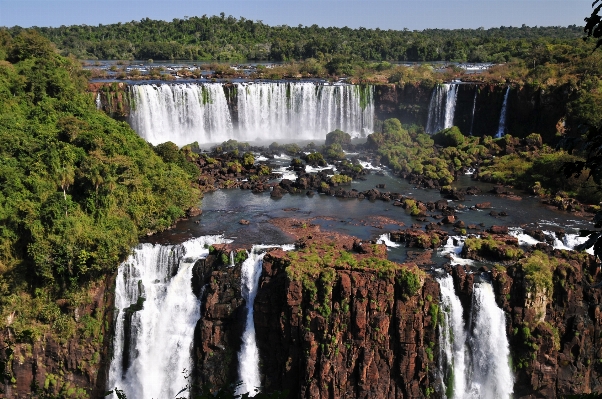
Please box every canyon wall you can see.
[0,275,116,398]
[451,247,602,398]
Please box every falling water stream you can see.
[236,245,295,396]
[128,82,374,146]
[426,84,459,134]
[438,274,513,399]
[107,235,231,399]
[496,87,510,138]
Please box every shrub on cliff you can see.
[432,126,465,147]
[325,129,351,147]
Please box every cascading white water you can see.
[438,276,514,399]
[438,275,467,399]
[108,235,231,399]
[496,87,510,138]
[376,233,400,248]
[426,84,459,134]
[96,93,102,110]
[127,82,374,146]
[236,83,374,141]
[463,282,514,399]
[236,245,294,397]
[469,88,477,136]
[128,83,234,146]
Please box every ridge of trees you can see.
[2,15,585,62]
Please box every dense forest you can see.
[0,30,201,341]
[4,15,586,62]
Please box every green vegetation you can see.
[397,268,424,296]
[329,174,352,185]
[0,31,200,340]
[367,121,481,186]
[463,236,524,261]
[325,129,351,147]
[478,138,602,204]
[12,17,584,63]
[520,250,562,294]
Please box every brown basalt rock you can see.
[254,254,440,399]
[0,276,116,399]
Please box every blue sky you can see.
[0,0,593,30]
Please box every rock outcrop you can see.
[0,275,116,398]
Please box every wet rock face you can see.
[253,252,441,399]
[0,276,115,399]
[454,251,602,399]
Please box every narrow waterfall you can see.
[127,82,374,146]
[464,282,514,398]
[108,235,231,399]
[128,83,233,146]
[236,245,294,396]
[426,84,458,134]
[438,275,514,399]
[496,87,510,138]
[438,275,467,399]
[469,88,477,136]
[96,93,102,110]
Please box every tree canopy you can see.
[0,30,200,297]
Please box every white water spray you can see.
[426,84,459,134]
[377,233,400,248]
[128,82,374,146]
[108,235,231,399]
[438,275,467,398]
[496,87,510,138]
[463,282,514,399]
[438,276,514,399]
[236,83,373,141]
[236,244,295,396]
[128,83,233,146]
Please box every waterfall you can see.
[128,83,234,146]
[426,84,459,134]
[438,275,467,399]
[236,245,294,396]
[469,88,477,136]
[496,87,510,138]
[464,282,514,398]
[108,235,231,399]
[236,83,373,142]
[438,275,514,399]
[376,233,400,248]
[96,93,102,110]
[127,82,374,146]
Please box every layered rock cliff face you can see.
[254,251,440,399]
[451,246,602,398]
[373,82,571,141]
[190,247,246,391]
[0,276,115,398]
[189,235,441,399]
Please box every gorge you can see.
[3,73,600,399]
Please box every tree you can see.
[560,1,602,261]
[584,0,602,50]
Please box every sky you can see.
[0,0,594,31]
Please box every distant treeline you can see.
[4,14,586,62]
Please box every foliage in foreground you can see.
[0,31,200,337]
